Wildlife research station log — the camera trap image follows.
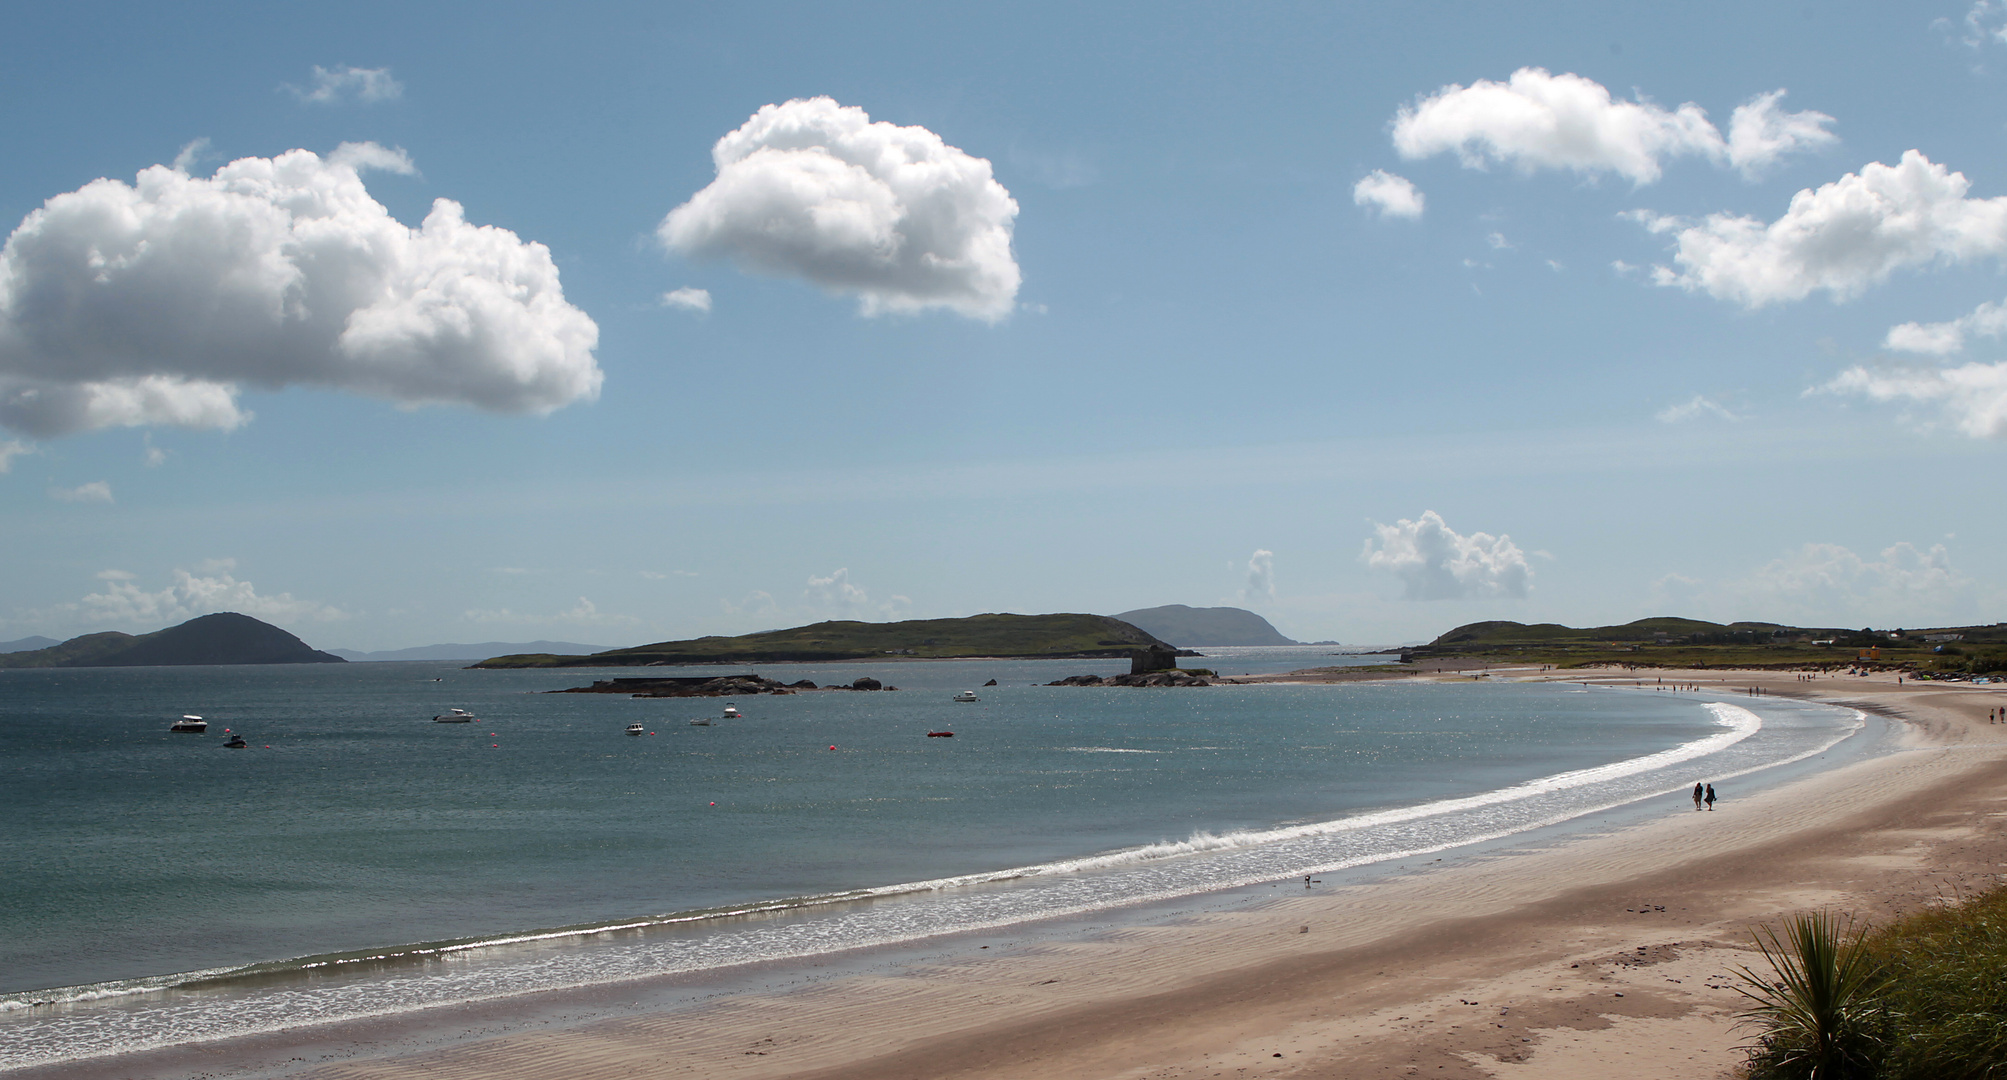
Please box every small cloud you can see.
[327,141,417,175]
[1545,259,1564,272]
[50,481,112,503]
[1656,394,1744,423]
[1240,549,1276,602]
[287,65,403,105]
[171,138,211,174]
[1487,231,1512,250]
[142,434,167,467]
[660,287,712,314]
[1610,259,1641,276]
[1945,1,2007,48]
[56,563,346,626]
[0,439,31,473]
[1352,170,1425,220]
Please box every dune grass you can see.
[1737,888,2007,1079]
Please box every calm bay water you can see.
[0,651,1866,1069]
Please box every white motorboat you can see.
[626,722,646,736]
[721,703,742,718]
[432,709,477,723]
[170,714,207,733]
[953,691,979,703]
[689,717,712,726]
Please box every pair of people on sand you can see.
[1691,782,1716,811]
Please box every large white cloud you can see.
[1392,68,1832,185]
[0,144,601,438]
[1638,151,2007,308]
[660,97,1020,321]
[1361,510,1532,601]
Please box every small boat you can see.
[170,715,207,733]
[626,723,646,736]
[927,730,954,738]
[953,691,978,703]
[689,717,712,726]
[221,735,248,748]
[721,704,742,718]
[432,709,477,723]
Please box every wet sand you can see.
[30,669,2007,1080]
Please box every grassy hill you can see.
[473,613,1179,668]
[1406,617,2007,673]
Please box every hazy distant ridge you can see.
[330,641,617,662]
[0,635,60,654]
[1114,605,1298,647]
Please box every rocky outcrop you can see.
[1049,670,1214,688]
[556,674,898,696]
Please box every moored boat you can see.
[626,723,646,736]
[170,715,207,733]
[432,709,477,723]
[952,691,978,703]
[721,703,741,718]
[689,717,712,726]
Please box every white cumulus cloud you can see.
[1823,362,2007,438]
[288,65,403,105]
[660,286,712,313]
[1638,151,2007,308]
[1353,170,1425,219]
[0,144,601,438]
[73,561,345,626]
[1392,68,1831,186]
[49,480,112,503]
[660,97,1020,321]
[1362,510,1532,600]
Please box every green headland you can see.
[1402,616,2007,674]
[472,612,1183,668]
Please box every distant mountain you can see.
[1113,605,1299,647]
[0,612,346,668]
[329,641,618,662]
[0,635,60,653]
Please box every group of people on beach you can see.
[1691,782,1717,811]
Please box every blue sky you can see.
[2,1,2003,649]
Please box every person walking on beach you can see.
[1704,783,1716,811]
[1693,782,1704,811]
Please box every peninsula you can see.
[472,612,1186,668]
[0,611,346,668]
[1400,616,2007,674]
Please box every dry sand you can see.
[44,670,2007,1080]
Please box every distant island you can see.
[1113,605,1299,647]
[0,612,346,668]
[0,635,60,654]
[473,613,1187,668]
[329,640,618,662]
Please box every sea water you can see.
[0,651,1866,1070]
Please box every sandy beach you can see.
[32,669,2007,1080]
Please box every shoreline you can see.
[15,670,2005,1080]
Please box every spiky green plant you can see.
[1734,910,1889,1079]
